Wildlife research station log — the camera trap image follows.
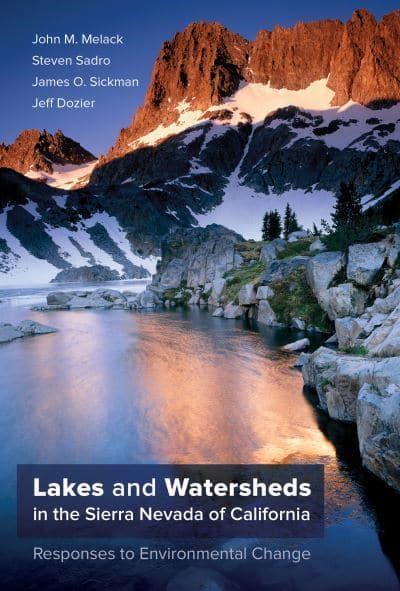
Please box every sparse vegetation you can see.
[320,378,333,389]
[277,238,313,259]
[162,286,191,305]
[322,218,389,252]
[312,222,321,237]
[369,383,384,396]
[268,268,332,331]
[223,261,266,303]
[329,265,348,288]
[344,345,369,356]
[321,181,390,251]
[236,240,264,262]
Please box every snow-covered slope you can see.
[91,78,400,240]
[125,80,400,154]
[0,208,157,286]
[25,161,97,190]
[0,176,159,286]
[3,91,400,282]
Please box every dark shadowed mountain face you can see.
[1,9,400,284]
[90,102,400,200]
[0,169,183,284]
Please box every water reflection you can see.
[0,304,399,589]
[302,386,400,581]
[130,312,336,465]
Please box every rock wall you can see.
[301,232,400,492]
[152,224,244,291]
[97,9,400,163]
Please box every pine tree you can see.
[283,203,292,239]
[312,222,320,236]
[331,181,362,231]
[262,210,282,240]
[268,210,282,240]
[262,211,271,241]
[283,203,300,238]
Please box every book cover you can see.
[1,1,399,589]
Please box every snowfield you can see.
[25,161,97,189]
[126,79,400,153]
[119,79,400,236]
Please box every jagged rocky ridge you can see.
[89,9,400,221]
[96,9,400,157]
[0,129,96,188]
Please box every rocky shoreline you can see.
[29,222,400,493]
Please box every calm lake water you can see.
[0,282,399,590]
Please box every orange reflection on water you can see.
[2,308,335,467]
[130,314,336,464]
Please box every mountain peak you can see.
[104,20,250,160]
[0,129,96,175]
[351,8,375,23]
[97,8,400,170]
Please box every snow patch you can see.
[55,194,68,208]
[0,208,59,286]
[23,201,41,220]
[82,212,158,274]
[221,79,335,123]
[131,79,400,154]
[42,225,92,268]
[25,161,97,189]
[129,102,203,148]
[363,178,400,208]
[223,81,400,151]
[179,126,205,147]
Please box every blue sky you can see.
[1,0,398,155]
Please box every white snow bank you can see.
[25,161,97,189]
